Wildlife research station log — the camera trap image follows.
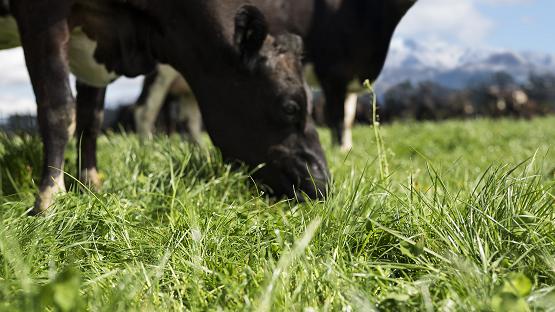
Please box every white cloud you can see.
[395,0,494,46]
[481,0,533,4]
[386,37,469,69]
[0,48,30,84]
[395,0,536,47]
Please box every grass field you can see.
[1,117,555,311]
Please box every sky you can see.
[0,0,554,117]
[396,0,555,53]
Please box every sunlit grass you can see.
[1,117,555,311]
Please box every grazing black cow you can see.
[2,0,329,214]
[136,0,416,151]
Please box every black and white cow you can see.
[1,0,329,215]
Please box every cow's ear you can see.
[234,5,269,64]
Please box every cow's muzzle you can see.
[266,145,330,200]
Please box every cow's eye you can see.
[283,100,300,116]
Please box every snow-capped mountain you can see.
[2,39,555,117]
[375,38,555,92]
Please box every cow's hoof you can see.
[134,107,155,140]
[30,192,56,216]
[27,206,44,217]
[340,131,353,153]
[30,176,67,216]
[79,168,102,191]
[340,143,353,153]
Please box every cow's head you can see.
[197,6,329,199]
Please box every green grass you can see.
[1,117,555,311]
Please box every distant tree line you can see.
[377,71,555,123]
[2,71,555,134]
[0,114,37,133]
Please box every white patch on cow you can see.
[341,93,357,152]
[0,16,20,50]
[134,64,179,139]
[497,99,507,111]
[513,90,528,106]
[68,27,118,88]
[0,21,118,86]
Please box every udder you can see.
[68,27,119,87]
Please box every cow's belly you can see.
[68,28,119,88]
[0,16,20,50]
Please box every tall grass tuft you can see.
[364,79,390,181]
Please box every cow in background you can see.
[481,86,543,119]
[298,0,416,151]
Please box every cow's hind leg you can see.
[76,81,106,190]
[179,98,203,145]
[12,6,75,215]
[342,93,358,152]
[134,65,179,139]
[320,78,348,148]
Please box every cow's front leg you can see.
[26,34,75,214]
[13,6,75,215]
[76,81,106,190]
